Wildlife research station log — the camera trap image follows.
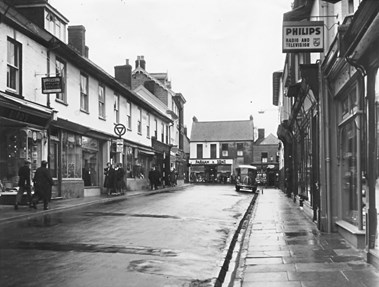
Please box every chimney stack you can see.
[114,59,132,88]
[135,55,146,70]
[68,25,87,56]
[192,116,198,122]
[258,128,265,140]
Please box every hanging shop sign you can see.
[41,76,62,94]
[282,21,324,53]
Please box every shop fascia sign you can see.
[189,159,233,165]
[41,76,63,94]
[282,21,324,53]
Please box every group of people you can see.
[15,159,54,211]
[103,162,126,195]
[148,166,178,190]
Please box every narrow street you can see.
[0,185,254,287]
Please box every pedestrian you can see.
[104,162,115,195]
[14,159,32,210]
[149,166,159,190]
[115,163,125,195]
[32,160,54,210]
[170,168,176,187]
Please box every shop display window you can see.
[82,136,99,187]
[62,132,81,179]
[339,83,364,229]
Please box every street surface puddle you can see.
[128,214,180,219]
[284,231,310,237]
[0,240,178,256]
[83,211,126,217]
[82,212,180,219]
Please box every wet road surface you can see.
[0,184,254,287]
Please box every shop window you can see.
[7,38,21,94]
[340,121,360,226]
[55,57,66,103]
[49,140,59,178]
[81,136,99,187]
[98,83,105,119]
[80,73,89,112]
[339,82,364,228]
[62,132,82,179]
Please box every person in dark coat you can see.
[14,159,32,210]
[115,163,126,195]
[148,166,159,190]
[104,162,115,195]
[32,160,54,210]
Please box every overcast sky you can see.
[50,0,291,137]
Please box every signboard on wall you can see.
[189,159,233,165]
[41,76,62,93]
[282,21,324,53]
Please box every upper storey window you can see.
[7,38,21,95]
[45,11,67,42]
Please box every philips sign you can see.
[282,21,324,53]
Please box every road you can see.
[0,184,255,287]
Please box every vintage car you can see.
[235,165,258,192]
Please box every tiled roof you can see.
[190,120,254,142]
[257,133,280,145]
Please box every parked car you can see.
[235,165,258,192]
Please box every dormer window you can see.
[45,10,66,42]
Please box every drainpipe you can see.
[320,62,332,233]
[367,69,377,249]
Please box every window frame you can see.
[98,83,106,119]
[127,101,132,130]
[80,73,89,112]
[114,93,120,124]
[55,57,66,103]
[7,37,22,95]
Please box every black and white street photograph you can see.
[1,0,379,286]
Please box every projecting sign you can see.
[41,76,62,94]
[282,21,324,53]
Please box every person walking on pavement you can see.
[14,159,32,210]
[32,160,54,210]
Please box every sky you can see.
[50,0,291,137]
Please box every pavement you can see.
[1,185,379,287]
[232,188,379,287]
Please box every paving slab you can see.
[235,188,379,287]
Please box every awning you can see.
[0,92,55,127]
[217,165,231,173]
[139,147,155,156]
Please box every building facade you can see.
[275,0,379,268]
[0,0,185,200]
[252,130,280,186]
[189,116,255,183]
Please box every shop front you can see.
[0,93,55,204]
[189,159,233,183]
